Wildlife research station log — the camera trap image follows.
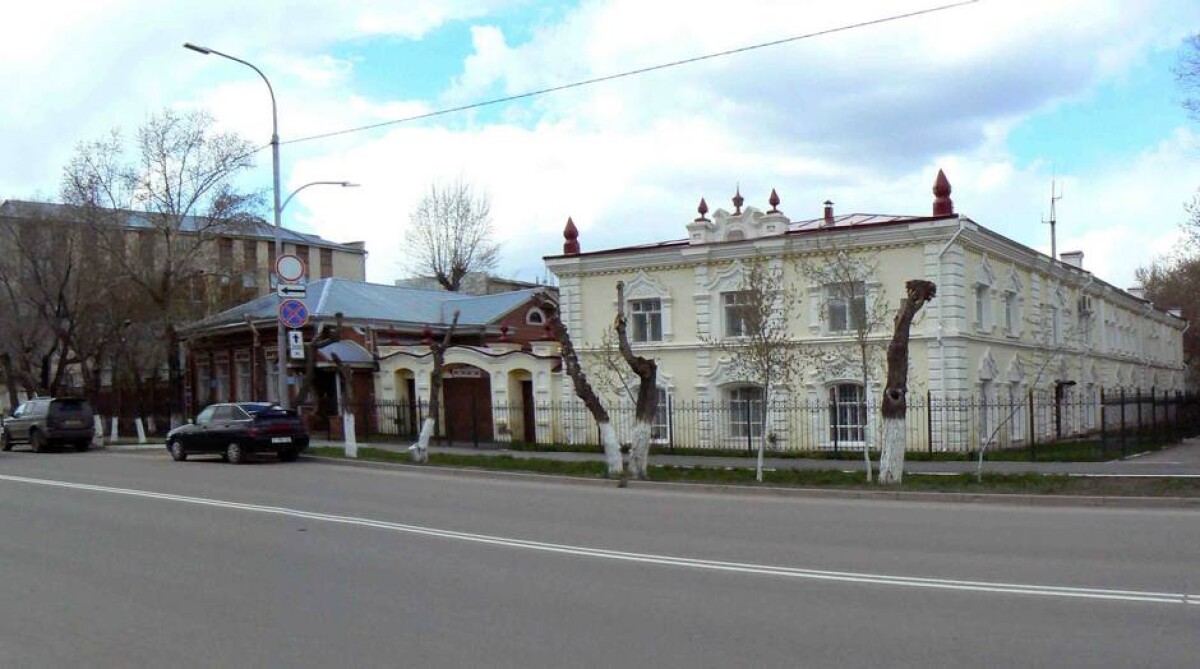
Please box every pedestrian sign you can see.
[278,299,309,329]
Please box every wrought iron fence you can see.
[303,388,1200,454]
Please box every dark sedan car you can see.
[166,402,309,464]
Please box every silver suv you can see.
[2,397,95,452]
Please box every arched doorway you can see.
[507,369,535,444]
[442,364,493,443]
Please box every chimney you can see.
[823,200,834,227]
[562,217,579,255]
[932,169,954,216]
[1059,250,1083,268]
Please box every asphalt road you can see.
[0,450,1196,668]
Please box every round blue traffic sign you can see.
[278,299,310,329]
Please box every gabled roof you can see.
[0,199,364,253]
[183,277,548,333]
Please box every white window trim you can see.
[621,270,673,342]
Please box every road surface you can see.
[0,450,1195,667]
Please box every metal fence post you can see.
[1028,389,1035,462]
[926,390,933,454]
[1119,387,1127,458]
[1099,387,1107,455]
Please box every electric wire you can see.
[280,0,981,147]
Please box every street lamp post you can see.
[281,181,359,215]
[184,42,289,408]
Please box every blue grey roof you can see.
[319,340,374,365]
[0,199,363,253]
[185,278,546,332]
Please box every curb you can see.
[298,455,1200,510]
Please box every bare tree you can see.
[701,260,804,482]
[800,248,889,483]
[1177,33,1200,121]
[405,179,501,292]
[614,281,658,480]
[60,108,261,426]
[410,311,460,464]
[533,292,626,480]
[878,280,937,484]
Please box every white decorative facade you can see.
[544,172,1186,451]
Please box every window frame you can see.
[828,383,866,446]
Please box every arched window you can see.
[526,308,545,325]
[829,383,865,444]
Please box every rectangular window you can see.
[214,354,230,403]
[235,351,252,402]
[829,384,866,444]
[722,291,753,338]
[827,282,865,333]
[218,237,233,268]
[267,244,277,288]
[630,298,662,342]
[194,362,210,407]
[243,239,258,288]
[320,248,334,278]
[728,386,763,438]
[651,389,670,443]
[264,349,279,404]
[975,285,989,329]
[1004,292,1016,333]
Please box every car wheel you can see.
[168,440,187,462]
[278,448,298,463]
[30,430,45,453]
[226,442,245,464]
[1,430,11,452]
[74,440,89,452]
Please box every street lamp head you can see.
[183,42,213,55]
[340,182,360,188]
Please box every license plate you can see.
[271,437,292,444]
[63,420,82,427]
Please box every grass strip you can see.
[307,447,1200,497]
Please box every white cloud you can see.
[4,0,1200,297]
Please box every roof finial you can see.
[932,169,954,216]
[695,197,710,222]
[732,185,744,215]
[768,188,781,214]
[563,217,580,255]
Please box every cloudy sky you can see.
[4,0,1199,290]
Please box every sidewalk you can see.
[307,437,1200,478]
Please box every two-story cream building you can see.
[543,172,1186,452]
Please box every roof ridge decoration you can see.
[933,169,954,216]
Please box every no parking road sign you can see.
[278,299,309,329]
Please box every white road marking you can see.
[2,473,1195,607]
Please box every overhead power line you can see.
[282,0,981,147]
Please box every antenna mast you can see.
[1043,178,1063,261]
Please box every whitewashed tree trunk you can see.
[343,412,358,458]
[109,417,119,442]
[878,416,905,484]
[411,417,435,463]
[628,420,651,480]
[92,415,104,447]
[757,382,771,483]
[134,417,147,444]
[599,421,624,478]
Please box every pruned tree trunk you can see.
[331,352,357,456]
[534,293,625,481]
[879,279,937,485]
[411,312,459,463]
[615,282,658,480]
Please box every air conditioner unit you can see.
[1077,295,1093,315]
